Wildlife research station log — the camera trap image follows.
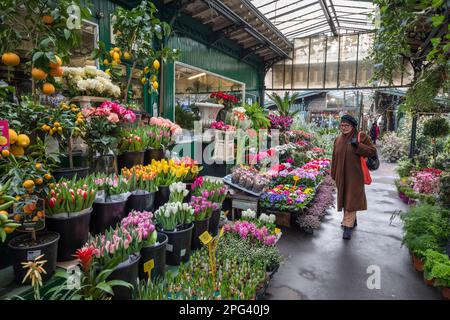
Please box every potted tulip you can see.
[123,169,158,213]
[189,195,219,250]
[44,177,97,261]
[90,174,130,235]
[154,202,194,266]
[84,225,142,300]
[117,130,145,171]
[191,177,227,236]
[120,210,167,281]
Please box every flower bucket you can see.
[191,217,210,251]
[159,223,193,266]
[52,167,90,182]
[117,151,144,171]
[45,208,92,261]
[155,185,170,210]
[107,253,140,300]
[90,199,127,235]
[442,287,450,300]
[144,148,165,165]
[125,190,156,213]
[138,232,167,281]
[208,209,221,237]
[8,231,60,284]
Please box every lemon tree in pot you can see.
[90,174,130,235]
[117,129,145,171]
[44,177,97,261]
[154,202,194,266]
[123,169,158,212]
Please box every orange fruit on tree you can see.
[32,68,47,80]
[1,52,20,67]
[49,55,62,68]
[44,173,52,180]
[4,227,14,234]
[103,59,109,65]
[42,15,54,24]
[113,47,121,53]
[23,180,35,189]
[1,149,10,157]
[13,214,21,222]
[0,210,8,217]
[35,163,42,169]
[49,66,63,77]
[42,82,55,95]
[23,202,37,214]
[8,129,18,144]
[10,145,24,157]
[16,134,30,148]
[34,178,43,185]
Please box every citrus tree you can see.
[93,0,180,102]
[0,0,91,95]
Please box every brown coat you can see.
[331,130,377,212]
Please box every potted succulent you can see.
[154,202,194,266]
[44,177,97,261]
[191,177,227,236]
[117,129,145,171]
[122,168,157,213]
[90,174,130,235]
[84,225,142,300]
[1,156,59,284]
[120,210,167,281]
[143,117,181,164]
[188,195,218,250]
[39,102,89,181]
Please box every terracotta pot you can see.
[442,287,450,300]
[412,254,424,272]
[423,277,435,286]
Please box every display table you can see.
[226,187,259,221]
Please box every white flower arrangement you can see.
[58,66,121,98]
[154,202,193,230]
[169,182,189,203]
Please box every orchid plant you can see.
[154,202,194,231]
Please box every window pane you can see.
[325,37,339,88]
[264,67,273,89]
[272,61,284,89]
[339,35,358,87]
[357,33,373,86]
[292,38,309,88]
[309,36,326,88]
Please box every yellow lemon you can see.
[17,134,30,147]
[123,52,131,60]
[113,52,120,61]
[152,81,158,90]
[144,66,149,74]
[8,129,18,144]
[113,47,120,53]
[1,149,10,157]
[10,145,24,157]
[141,77,147,85]
[23,180,35,189]
[153,59,160,70]
[103,59,109,65]
[35,163,42,169]
[150,75,157,82]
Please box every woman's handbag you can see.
[358,132,372,185]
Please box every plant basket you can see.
[8,231,60,284]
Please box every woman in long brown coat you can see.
[331,115,377,240]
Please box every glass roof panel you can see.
[251,0,375,39]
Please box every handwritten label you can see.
[143,259,154,279]
[199,231,213,245]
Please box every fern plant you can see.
[243,102,270,131]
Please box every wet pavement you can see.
[266,161,442,300]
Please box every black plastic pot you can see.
[107,253,140,300]
[45,209,92,261]
[184,182,193,203]
[191,217,210,250]
[8,231,60,284]
[138,232,167,281]
[117,151,144,171]
[208,209,221,237]
[155,185,170,210]
[144,148,164,165]
[90,199,127,235]
[159,223,193,266]
[52,167,90,182]
[125,191,156,213]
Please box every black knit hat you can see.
[341,114,358,127]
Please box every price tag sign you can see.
[199,231,213,245]
[143,259,154,279]
[275,228,281,235]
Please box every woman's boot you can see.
[343,226,353,240]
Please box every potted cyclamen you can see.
[154,202,194,266]
[120,210,168,281]
[117,130,145,171]
[90,174,130,235]
[189,196,219,250]
[123,169,158,213]
[82,101,136,175]
[143,117,182,164]
[191,177,227,236]
[45,177,97,261]
[84,226,141,300]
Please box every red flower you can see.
[75,247,94,273]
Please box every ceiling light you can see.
[188,73,206,80]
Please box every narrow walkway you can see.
[266,161,442,300]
